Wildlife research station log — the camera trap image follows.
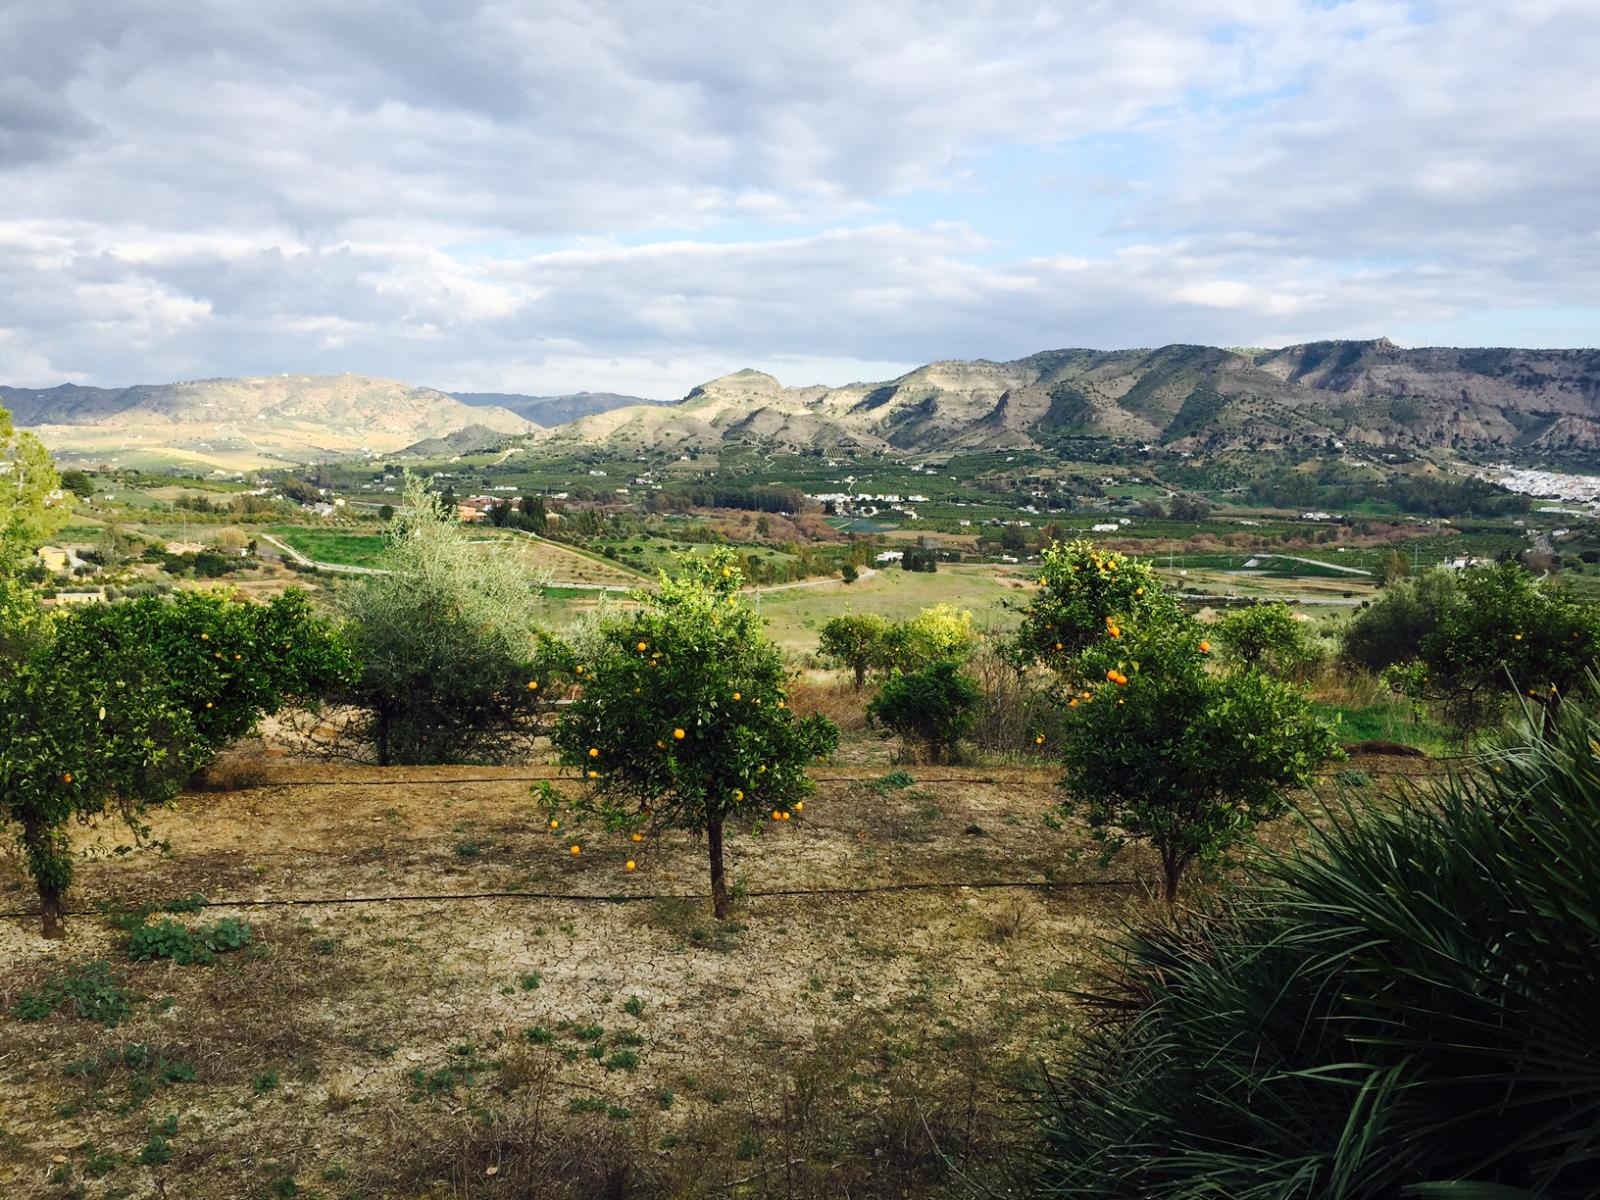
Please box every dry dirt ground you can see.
[0,751,1182,1200]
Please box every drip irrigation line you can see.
[225,763,1459,790]
[0,876,1137,921]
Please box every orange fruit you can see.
[732,692,741,701]
[793,801,803,812]
[589,747,600,758]
[771,811,782,821]
[1514,633,1523,641]
[631,832,644,843]
[626,860,636,871]
[586,769,599,779]
[637,641,648,652]
[63,772,73,783]
[733,789,744,801]
[1035,734,1045,745]
[549,818,560,829]
[527,680,539,690]
[1199,641,1210,653]
[570,845,581,856]
[780,811,790,821]
[673,728,686,740]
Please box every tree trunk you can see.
[21,815,67,939]
[853,662,867,690]
[38,882,65,940]
[1161,849,1184,905]
[707,815,730,920]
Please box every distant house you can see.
[1091,523,1120,533]
[874,550,904,564]
[36,545,69,573]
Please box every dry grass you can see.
[0,756,1154,1199]
[785,670,871,732]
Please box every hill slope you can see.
[2,374,534,470]
[450,390,667,426]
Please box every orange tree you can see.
[546,549,837,918]
[1013,540,1181,675]
[1,590,353,937]
[1396,562,1600,735]
[1020,542,1339,902]
[1061,617,1340,901]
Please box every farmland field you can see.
[1,753,1148,1198]
[264,526,389,569]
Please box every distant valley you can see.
[7,340,1600,471]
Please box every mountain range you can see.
[532,340,1600,460]
[6,341,1599,469]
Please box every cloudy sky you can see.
[1,1,1596,397]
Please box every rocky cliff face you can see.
[536,341,1600,457]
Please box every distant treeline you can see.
[1249,466,1529,517]
[655,484,808,514]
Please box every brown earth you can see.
[0,754,1164,1200]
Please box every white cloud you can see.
[0,1,1595,393]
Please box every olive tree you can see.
[1,403,67,573]
[340,472,550,763]
[547,549,838,918]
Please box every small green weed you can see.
[870,770,917,793]
[11,960,137,1026]
[126,916,252,965]
[622,995,645,1017]
[605,1050,641,1072]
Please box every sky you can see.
[1,0,1597,398]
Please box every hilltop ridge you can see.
[9,341,1600,469]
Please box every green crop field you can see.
[264,526,389,568]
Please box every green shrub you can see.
[868,660,982,764]
[1030,700,1600,1197]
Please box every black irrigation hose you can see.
[223,764,1461,789]
[0,876,1138,921]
